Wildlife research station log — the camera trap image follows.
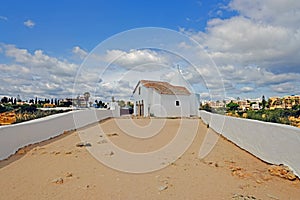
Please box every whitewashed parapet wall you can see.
[199,110,300,177]
[0,109,120,160]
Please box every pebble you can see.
[106,133,119,137]
[50,151,61,155]
[76,142,92,147]
[232,194,258,200]
[158,185,168,192]
[52,177,64,184]
[66,172,73,177]
[104,151,114,156]
[268,165,297,181]
[17,149,26,155]
[256,179,262,184]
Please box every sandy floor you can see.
[0,118,299,200]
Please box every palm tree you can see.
[83,92,90,107]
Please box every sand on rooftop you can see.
[0,118,299,200]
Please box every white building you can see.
[133,80,199,117]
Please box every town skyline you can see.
[2,93,300,106]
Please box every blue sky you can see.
[0,0,226,54]
[1,0,300,101]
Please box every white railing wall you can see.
[199,110,300,177]
[0,109,120,160]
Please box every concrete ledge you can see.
[199,110,300,177]
[0,109,119,160]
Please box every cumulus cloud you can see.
[0,44,79,98]
[72,46,88,59]
[24,19,35,28]
[240,86,254,93]
[4,44,77,76]
[182,0,300,98]
[228,0,300,28]
[103,49,170,70]
[94,80,133,100]
[271,82,296,94]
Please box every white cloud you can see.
[4,44,77,76]
[103,49,170,71]
[240,86,254,93]
[72,46,88,59]
[0,63,30,74]
[181,0,300,98]
[1,44,79,98]
[271,82,296,94]
[24,19,35,28]
[0,16,8,21]
[94,80,133,100]
[228,0,300,28]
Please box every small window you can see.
[138,87,141,95]
[175,100,180,106]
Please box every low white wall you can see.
[199,110,300,177]
[0,109,120,160]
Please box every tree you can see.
[98,100,104,108]
[1,96,8,104]
[117,100,126,108]
[127,101,134,108]
[226,101,239,111]
[262,95,266,110]
[83,92,90,107]
[200,103,212,112]
[17,94,21,102]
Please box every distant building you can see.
[269,95,300,110]
[132,80,199,117]
[207,100,225,108]
[72,96,86,108]
[251,103,260,110]
[237,100,250,111]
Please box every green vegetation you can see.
[0,104,13,113]
[200,103,226,115]
[14,105,71,124]
[200,103,212,112]
[94,100,106,108]
[232,106,300,125]
[0,103,71,125]
[261,95,266,110]
[200,100,300,127]
[226,101,239,111]
[244,109,293,125]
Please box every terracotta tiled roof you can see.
[134,80,191,95]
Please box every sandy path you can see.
[0,118,299,200]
